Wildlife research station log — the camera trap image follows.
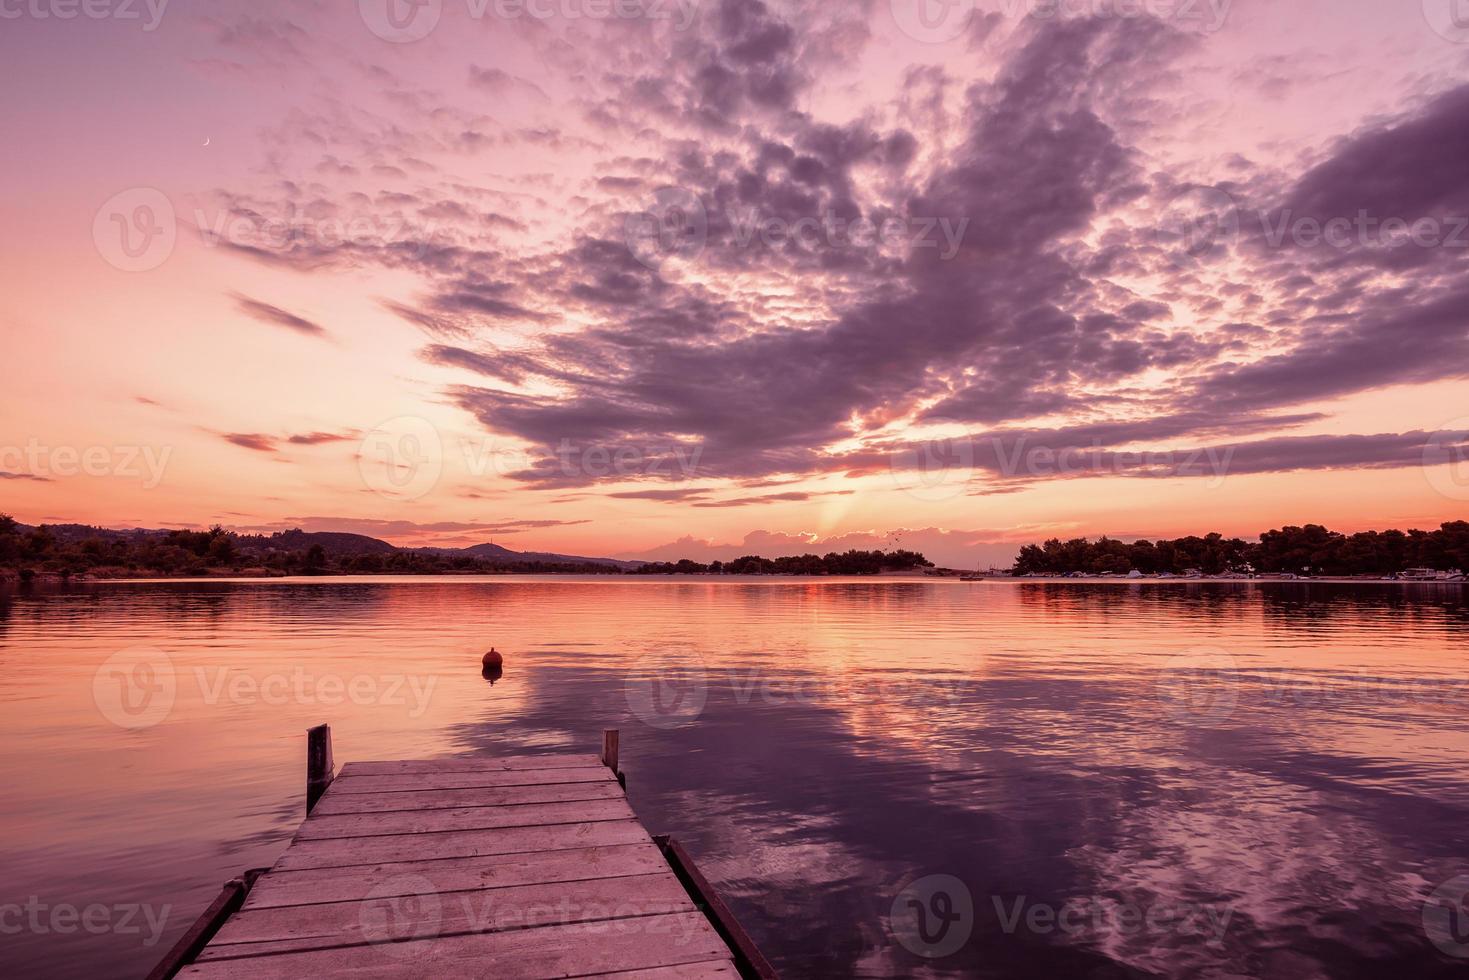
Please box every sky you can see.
[1,0,1468,568]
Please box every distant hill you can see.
[414,541,642,570]
[249,529,398,557]
[12,522,641,570]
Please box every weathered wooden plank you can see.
[581,962,739,979]
[296,799,636,841]
[200,873,695,959]
[311,781,624,816]
[275,820,655,871]
[179,912,730,979]
[245,843,668,910]
[341,755,601,776]
[327,768,615,795]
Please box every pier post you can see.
[306,724,334,814]
[601,729,619,772]
[602,729,622,788]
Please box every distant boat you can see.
[1402,568,1464,581]
[960,571,984,581]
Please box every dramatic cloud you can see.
[283,9,1464,495]
[17,0,1466,564]
[220,432,279,453]
[232,293,330,338]
[217,430,360,453]
[286,431,360,445]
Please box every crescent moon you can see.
[202,138,211,146]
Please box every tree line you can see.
[631,549,934,576]
[1011,523,1469,577]
[0,518,617,578]
[0,519,935,579]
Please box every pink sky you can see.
[1,0,1467,567]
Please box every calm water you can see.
[4,578,1469,978]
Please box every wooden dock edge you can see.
[147,726,779,978]
[143,868,268,980]
[654,835,779,980]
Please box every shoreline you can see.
[4,571,1465,587]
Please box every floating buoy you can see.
[482,647,504,670]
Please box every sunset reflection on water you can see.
[3,578,1468,978]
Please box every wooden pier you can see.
[150,728,775,979]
